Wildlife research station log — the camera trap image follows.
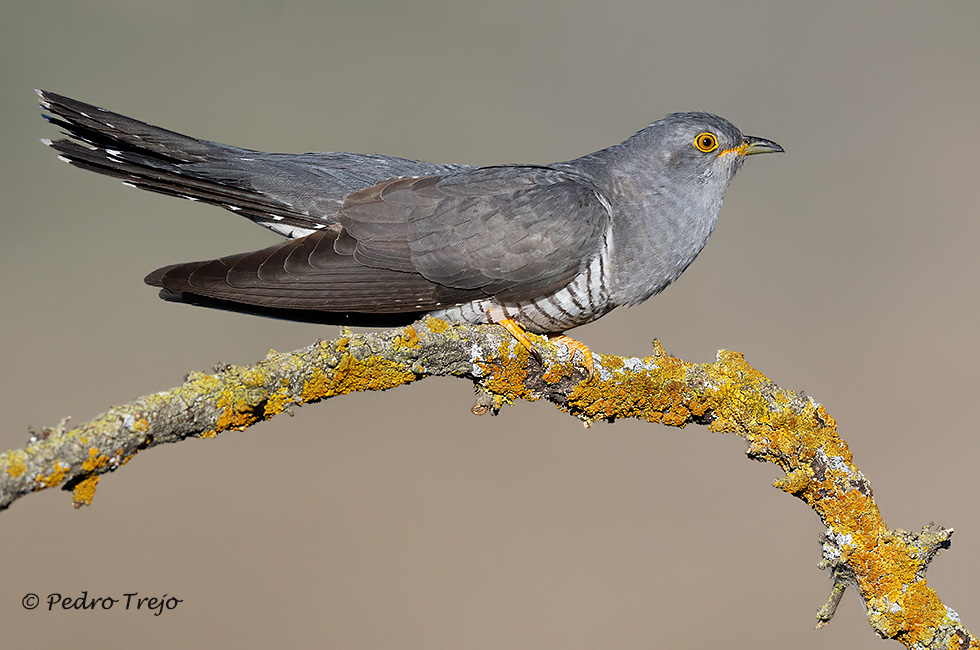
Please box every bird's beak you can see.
[740,136,784,156]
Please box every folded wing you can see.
[148,165,611,324]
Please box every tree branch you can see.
[0,317,975,649]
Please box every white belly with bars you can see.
[429,230,614,334]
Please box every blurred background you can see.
[1,1,978,648]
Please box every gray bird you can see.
[39,90,781,368]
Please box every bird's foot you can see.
[496,318,543,362]
[496,318,594,379]
[546,333,595,379]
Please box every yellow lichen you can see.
[72,475,100,507]
[1,322,970,647]
[301,367,330,403]
[4,451,27,478]
[425,317,449,333]
[479,339,536,404]
[330,355,416,395]
[566,352,690,423]
[394,326,421,349]
[34,460,71,490]
[557,341,962,646]
[301,351,416,404]
[263,380,293,418]
[774,467,812,495]
[214,387,259,432]
[81,448,111,472]
[541,360,571,384]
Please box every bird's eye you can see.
[694,132,718,153]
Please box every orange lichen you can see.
[774,467,812,495]
[541,360,571,384]
[547,344,971,646]
[204,366,275,433]
[1,322,972,647]
[478,339,536,404]
[214,387,262,432]
[81,448,111,472]
[263,380,293,418]
[301,367,329,403]
[34,460,71,490]
[706,352,776,426]
[394,326,421,349]
[851,530,950,644]
[72,475,100,507]
[302,354,416,404]
[330,355,416,394]
[566,352,690,424]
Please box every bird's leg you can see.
[496,318,595,379]
[496,318,543,364]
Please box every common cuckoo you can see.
[39,90,782,370]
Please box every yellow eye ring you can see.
[694,132,718,153]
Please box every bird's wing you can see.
[339,165,611,302]
[147,165,611,322]
[146,228,485,323]
[38,90,465,237]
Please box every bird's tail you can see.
[37,90,321,233]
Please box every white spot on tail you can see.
[261,222,317,238]
[57,155,72,164]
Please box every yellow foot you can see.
[496,318,595,379]
[496,318,540,358]
[547,333,595,379]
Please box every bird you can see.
[38,90,782,374]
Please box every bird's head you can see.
[641,112,783,190]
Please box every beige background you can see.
[1,1,978,647]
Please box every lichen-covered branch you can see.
[0,318,975,649]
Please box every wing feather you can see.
[148,229,484,314]
[340,165,610,302]
[146,164,611,323]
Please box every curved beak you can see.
[741,136,784,156]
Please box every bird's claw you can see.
[496,319,595,380]
[546,334,596,380]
